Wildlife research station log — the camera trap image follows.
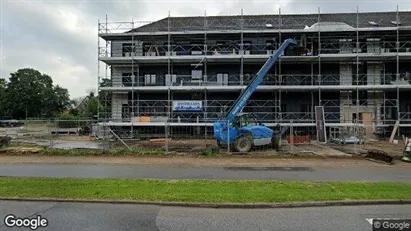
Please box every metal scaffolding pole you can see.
[396,5,400,134]
[317,7,321,106]
[356,6,360,125]
[204,89,207,137]
[168,11,171,74]
[131,18,135,134]
[104,15,109,122]
[397,86,400,135]
[204,10,208,123]
[137,91,139,118]
[168,11,171,122]
[104,15,109,152]
[97,19,101,121]
[278,7,282,120]
[383,90,386,123]
[204,10,207,82]
[396,5,400,81]
[274,12,278,122]
[311,61,314,119]
[397,86,400,118]
[240,8,244,86]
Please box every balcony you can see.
[104,106,411,126]
[320,40,411,54]
[98,40,411,58]
[104,97,411,124]
[101,73,411,89]
[99,43,282,58]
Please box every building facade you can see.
[98,10,411,138]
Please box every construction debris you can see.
[150,138,172,143]
[401,137,410,163]
[0,146,42,154]
[286,135,311,144]
[329,126,365,145]
[0,136,12,147]
[365,149,393,165]
[331,136,364,144]
[389,120,400,143]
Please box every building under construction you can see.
[97,9,411,139]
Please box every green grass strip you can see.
[1,177,410,203]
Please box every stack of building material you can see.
[151,117,168,122]
[286,135,311,144]
[150,138,171,142]
[139,117,151,123]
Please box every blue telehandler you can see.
[213,38,297,152]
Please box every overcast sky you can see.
[1,0,410,98]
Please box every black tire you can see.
[272,136,281,150]
[234,135,252,152]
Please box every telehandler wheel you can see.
[234,135,252,152]
[272,136,281,150]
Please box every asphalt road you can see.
[0,201,410,231]
[0,164,410,182]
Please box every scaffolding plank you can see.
[389,120,400,143]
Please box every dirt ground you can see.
[2,130,407,158]
[1,136,409,168]
[129,138,406,157]
[2,122,407,157]
[0,155,410,168]
[328,140,406,157]
[282,142,351,157]
[39,135,94,142]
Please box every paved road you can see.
[0,164,410,182]
[0,201,410,231]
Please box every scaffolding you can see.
[97,7,411,140]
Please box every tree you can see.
[4,68,71,119]
[98,78,112,117]
[47,85,71,117]
[0,78,6,89]
[65,90,103,119]
[0,78,6,117]
[62,79,112,119]
[86,96,103,118]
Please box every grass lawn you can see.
[0,177,410,203]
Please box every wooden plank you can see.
[315,106,326,142]
[150,138,171,142]
[389,120,400,143]
[361,112,374,139]
[150,138,165,142]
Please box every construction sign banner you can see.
[172,101,202,111]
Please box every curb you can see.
[0,198,410,209]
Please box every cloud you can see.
[1,0,148,98]
[213,0,410,15]
[1,1,95,98]
[1,0,410,99]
